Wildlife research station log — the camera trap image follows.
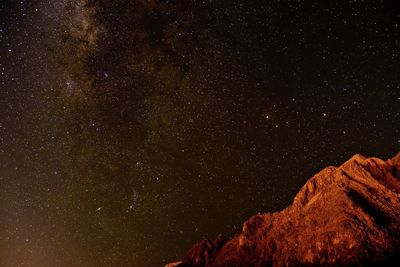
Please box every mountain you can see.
[166,153,400,266]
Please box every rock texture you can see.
[166,153,400,267]
[164,262,183,267]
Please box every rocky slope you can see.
[166,153,400,267]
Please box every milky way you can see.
[1,1,400,266]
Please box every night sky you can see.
[1,1,400,266]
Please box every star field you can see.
[0,1,399,266]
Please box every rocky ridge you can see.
[166,153,400,266]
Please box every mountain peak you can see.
[390,152,400,168]
[348,153,367,162]
[166,152,400,267]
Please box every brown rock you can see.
[179,235,228,267]
[170,153,400,267]
[164,262,182,267]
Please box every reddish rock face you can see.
[180,235,227,267]
[164,262,182,267]
[166,153,400,267]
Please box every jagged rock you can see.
[178,235,227,267]
[167,153,400,267]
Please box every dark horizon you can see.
[1,1,399,266]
